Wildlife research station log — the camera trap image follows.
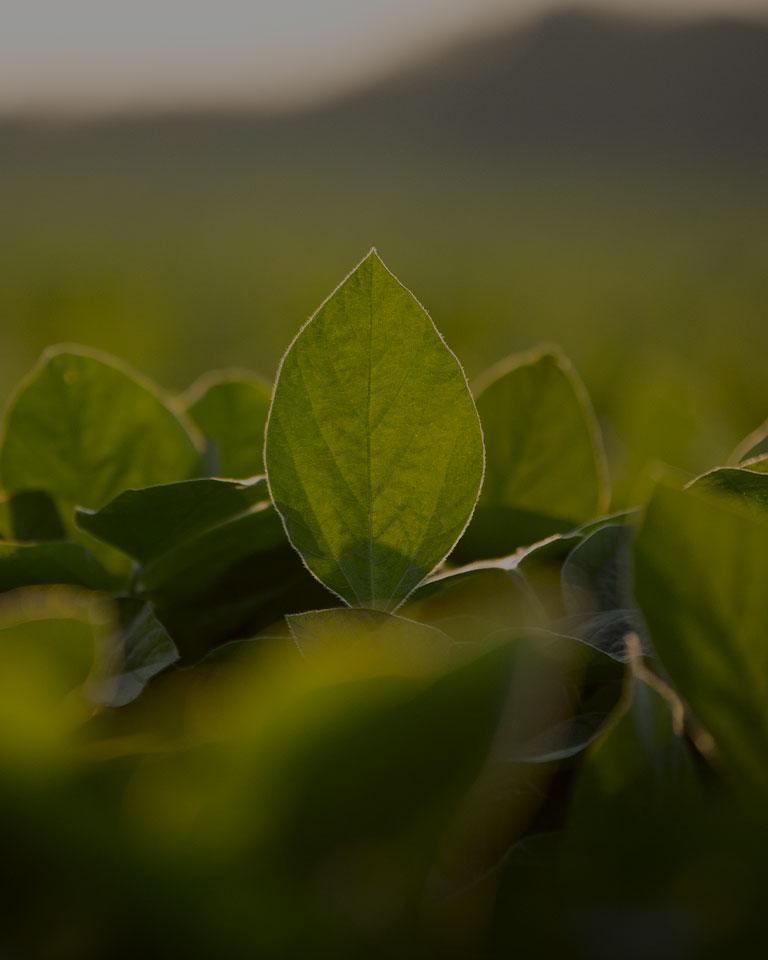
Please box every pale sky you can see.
[3,0,767,115]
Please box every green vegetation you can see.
[1,253,767,956]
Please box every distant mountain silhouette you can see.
[3,7,768,163]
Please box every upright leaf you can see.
[265,250,484,610]
[455,348,608,562]
[183,370,272,478]
[0,346,200,515]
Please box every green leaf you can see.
[455,348,609,562]
[560,523,633,616]
[89,600,179,707]
[489,627,623,764]
[79,476,331,659]
[265,250,484,610]
[7,491,66,541]
[402,565,541,642]
[635,479,768,796]
[690,465,768,516]
[0,346,201,514]
[0,588,114,756]
[183,369,272,478]
[77,476,270,564]
[731,418,768,463]
[286,608,452,672]
[0,541,113,593]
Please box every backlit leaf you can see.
[265,250,484,610]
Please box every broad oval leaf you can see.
[183,369,272,478]
[0,346,201,513]
[455,348,609,562]
[265,250,484,610]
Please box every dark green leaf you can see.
[0,541,113,592]
[635,479,768,796]
[77,476,270,564]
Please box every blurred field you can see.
[3,153,767,503]
[3,9,768,503]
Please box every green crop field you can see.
[1,230,768,956]
[3,155,768,504]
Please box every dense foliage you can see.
[1,251,767,958]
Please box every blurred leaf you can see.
[7,490,65,541]
[0,346,201,513]
[184,369,272,478]
[556,522,648,660]
[731,418,768,463]
[265,250,484,610]
[77,476,270,564]
[455,348,608,562]
[402,565,541,642]
[287,607,452,674]
[561,523,633,616]
[635,479,768,796]
[690,465,768,516]
[554,610,647,662]
[88,600,179,707]
[489,628,623,764]
[0,541,113,593]
[0,588,112,762]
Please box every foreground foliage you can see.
[1,251,767,957]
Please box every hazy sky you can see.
[3,0,767,114]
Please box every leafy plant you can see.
[0,251,766,957]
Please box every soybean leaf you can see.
[541,659,704,954]
[402,565,542,642]
[0,541,113,593]
[77,477,270,564]
[0,346,201,514]
[561,523,634,616]
[567,663,699,843]
[489,628,623,765]
[556,522,648,660]
[183,369,272,478]
[635,479,768,796]
[88,600,179,707]
[455,348,609,562]
[0,588,115,753]
[554,610,647,662]
[7,491,66,541]
[690,465,768,516]
[265,250,484,610]
[731,418,768,463]
[287,608,452,673]
[515,510,638,618]
[80,478,331,658]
